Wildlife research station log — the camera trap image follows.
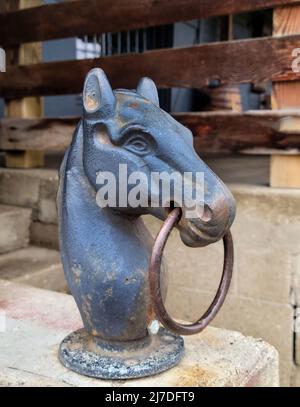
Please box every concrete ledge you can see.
[0,204,31,254]
[30,222,59,250]
[0,168,58,223]
[0,246,67,292]
[0,280,279,387]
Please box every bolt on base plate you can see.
[59,328,184,380]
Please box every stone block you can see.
[0,168,59,223]
[237,247,292,304]
[38,175,58,224]
[291,366,300,387]
[0,246,67,292]
[166,287,293,386]
[0,168,41,209]
[0,281,279,387]
[229,184,300,253]
[30,222,59,250]
[0,204,31,254]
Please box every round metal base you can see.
[59,328,184,380]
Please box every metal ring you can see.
[149,208,234,336]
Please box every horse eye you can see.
[125,137,149,153]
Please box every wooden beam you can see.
[2,0,44,169]
[1,0,300,48]
[5,149,44,168]
[270,5,300,188]
[272,6,300,110]
[1,34,300,99]
[180,111,300,155]
[1,110,300,154]
[0,117,77,151]
[270,155,300,187]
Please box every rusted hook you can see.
[149,208,234,336]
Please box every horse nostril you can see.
[199,204,213,223]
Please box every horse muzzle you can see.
[177,193,236,248]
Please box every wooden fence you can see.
[0,0,300,186]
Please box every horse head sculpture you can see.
[58,68,236,379]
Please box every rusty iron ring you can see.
[149,207,234,336]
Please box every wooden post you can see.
[2,0,44,168]
[270,5,300,187]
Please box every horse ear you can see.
[83,68,116,116]
[137,77,160,107]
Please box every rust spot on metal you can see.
[85,94,99,111]
[128,102,139,109]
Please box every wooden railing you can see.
[0,0,300,185]
[1,110,299,155]
[0,34,299,98]
[1,0,299,47]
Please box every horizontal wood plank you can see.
[1,35,300,99]
[1,110,300,154]
[179,110,300,154]
[0,117,77,151]
[1,0,300,48]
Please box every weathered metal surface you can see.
[57,68,236,379]
[59,328,184,380]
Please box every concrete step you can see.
[0,280,279,387]
[0,168,58,224]
[0,204,31,254]
[30,222,59,250]
[0,246,67,293]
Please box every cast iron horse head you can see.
[57,68,235,357]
